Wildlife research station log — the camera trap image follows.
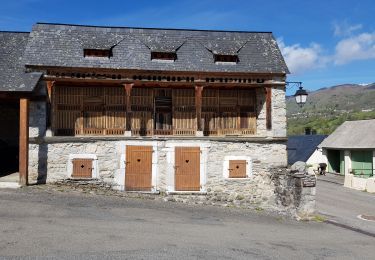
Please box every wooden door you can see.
[175,147,200,191]
[229,160,247,178]
[72,159,93,178]
[125,146,153,191]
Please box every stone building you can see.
[1,23,294,210]
[319,119,375,192]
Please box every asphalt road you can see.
[316,175,375,235]
[0,187,374,260]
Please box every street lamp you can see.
[294,86,308,107]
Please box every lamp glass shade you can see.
[294,86,308,106]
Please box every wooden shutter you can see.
[72,159,93,178]
[229,160,247,178]
[175,147,200,191]
[125,146,153,191]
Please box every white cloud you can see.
[333,21,363,37]
[278,39,327,74]
[334,32,375,65]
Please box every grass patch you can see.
[312,215,326,222]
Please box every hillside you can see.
[287,83,375,135]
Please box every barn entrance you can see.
[327,149,344,175]
[125,146,153,191]
[0,100,19,180]
[175,147,200,191]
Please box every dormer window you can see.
[151,52,177,62]
[84,49,111,58]
[214,54,239,64]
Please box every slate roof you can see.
[287,135,327,165]
[23,23,289,74]
[0,32,42,92]
[319,119,375,149]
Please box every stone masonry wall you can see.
[29,139,287,210]
[272,86,287,137]
[29,101,46,138]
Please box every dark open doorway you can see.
[0,100,19,177]
[327,149,344,175]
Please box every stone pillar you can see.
[344,150,351,175]
[344,150,353,188]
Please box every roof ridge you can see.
[35,22,272,34]
[0,31,30,34]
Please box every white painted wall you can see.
[344,150,351,175]
[306,148,327,167]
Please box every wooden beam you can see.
[124,83,133,131]
[19,98,29,186]
[46,81,55,133]
[266,87,272,130]
[195,86,203,131]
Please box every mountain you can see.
[287,83,375,135]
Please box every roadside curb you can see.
[324,219,375,238]
[0,182,20,189]
[317,178,343,186]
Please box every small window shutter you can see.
[72,159,93,178]
[229,160,247,178]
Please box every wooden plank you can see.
[266,87,272,130]
[195,86,203,131]
[229,160,247,178]
[125,146,153,191]
[175,147,200,191]
[124,83,133,131]
[19,98,29,186]
[46,81,55,132]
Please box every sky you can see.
[1,0,374,95]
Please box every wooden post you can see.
[19,98,29,186]
[195,86,203,132]
[266,87,272,130]
[46,81,55,135]
[124,83,133,132]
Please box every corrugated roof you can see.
[0,32,42,92]
[23,23,289,74]
[319,119,375,149]
[287,135,327,165]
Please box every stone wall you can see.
[29,137,315,217]
[29,138,289,210]
[29,101,46,138]
[272,86,287,137]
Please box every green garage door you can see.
[351,150,373,177]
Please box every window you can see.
[84,49,112,58]
[223,156,252,179]
[151,51,177,61]
[228,160,247,178]
[68,154,99,179]
[72,158,93,178]
[154,89,172,134]
[202,89,256,136]
[214,54,239,64]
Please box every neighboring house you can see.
[0,32,42,175]
[1,23,290,205]
[287,135,327,166]
[319,119,375,192]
